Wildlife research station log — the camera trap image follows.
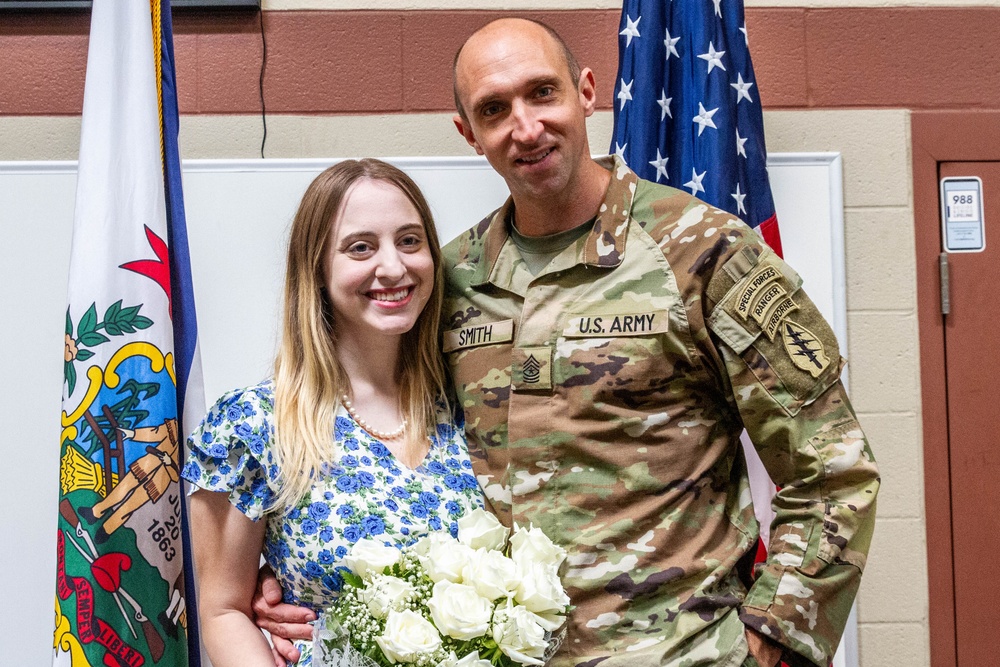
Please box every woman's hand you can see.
[251,565,317,665]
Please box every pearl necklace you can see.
[341,395,406,440]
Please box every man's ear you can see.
[578,67,598,118]
[453,114,484,155]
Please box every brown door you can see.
[938,161,1000,666]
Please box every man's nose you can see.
[510,100,543,144]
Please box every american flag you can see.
[610,1,786,598]
[610,0,782,255]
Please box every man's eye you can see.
[482,104,502,117]
[537,86,554,97]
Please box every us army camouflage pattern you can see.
[441,157,879,667]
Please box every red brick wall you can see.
[2,7,998,115]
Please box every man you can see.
[255,18,878,667]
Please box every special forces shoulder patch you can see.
[735,264,781,319]
[709,247,843,411]
[780,319,831,378]
[726,259,801,341]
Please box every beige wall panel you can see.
[296,112,614,160]
[764,110,911,209]
[855,413,922,519]
[299,114,475,157]
[858,621,931,667]
[172,111,616,160]
[846,312,920,413]
[178,115,272,159]
[858,518,929,622]
[0,113,613,162]
[844,206,917,312]
[0,117,80,161]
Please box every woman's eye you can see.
[347,242,373,254]
[399,235,422,248]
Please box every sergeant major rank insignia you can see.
[780,320,831,377]
[513,346,551,390]
[522,354,541,384]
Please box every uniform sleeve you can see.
[705,242,880,667]
[181,386,279,521]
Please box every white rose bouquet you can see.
[313,509,570,667]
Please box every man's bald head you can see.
[452,18,581,121]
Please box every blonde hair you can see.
[271,159,448,513]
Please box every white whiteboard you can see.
[0,153,845,665]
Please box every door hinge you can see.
[940,252,950,316]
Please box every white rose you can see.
[412,532,435,557]
[437,651,493,667]
[361,574,415,619]
[376,609,442,663]
[514,561,570,615]
[419,532,475,583]
[455,652,493,667]
[427,580,494,641]
[491,602,550,666]
[457,507,509,551]
[510,524,567,570]
[462,548,519,600]
[343,539,401,579]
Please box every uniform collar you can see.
[471,156,638,289]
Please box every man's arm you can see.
[706,245,880,667]
[251,565,316,666]
[738,381,877,667]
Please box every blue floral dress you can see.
[181,381,485,666]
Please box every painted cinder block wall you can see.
[6,2,1000,665]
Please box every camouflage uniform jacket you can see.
[441,157,879,667]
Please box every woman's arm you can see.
[190,489,275,667]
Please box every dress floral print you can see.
[182,381,484,666]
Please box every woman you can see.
[181,159,485,667]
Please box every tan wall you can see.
[764,110,928,667]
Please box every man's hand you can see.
[251,566,316,667]
[745,627,782,667]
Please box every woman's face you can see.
[323,178,435,344]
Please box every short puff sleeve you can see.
[181,383,279,521]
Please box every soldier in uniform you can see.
[255,18,878,667]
